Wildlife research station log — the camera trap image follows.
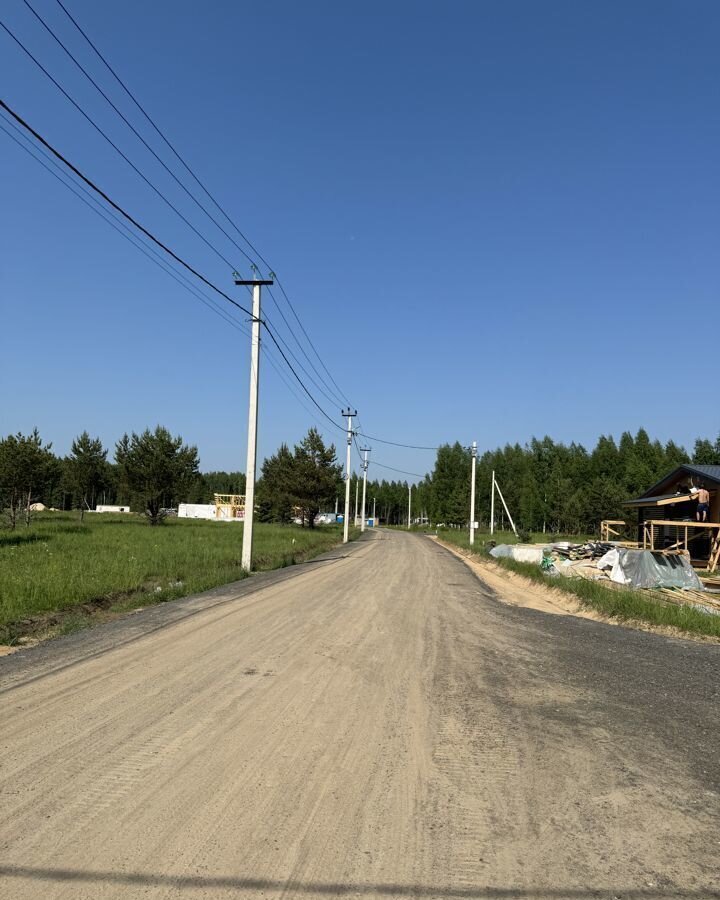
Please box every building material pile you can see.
[595,547,704,590]
[489,540,720,617]
[551,541,615,561]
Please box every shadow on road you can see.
[1,865,718,898]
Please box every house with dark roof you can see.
[624,464,720,566]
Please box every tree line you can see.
[363,429,720,534]
[0,425,341,530]
[4,423,718,534]
[0,427,244,528]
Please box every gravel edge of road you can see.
[433,533,720,646]
[0,531,376,691]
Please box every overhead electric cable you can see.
[264,287,347,407]
[271,275,354,407]
[51,0,267,266]
[371,461,427,479]
[21,0,259,270]
[2,97,349,437]
[0,112,336,436]
[0,116,259,340]
[263,309,346,409]
[51,0,355,409]
[355,432,440,451]
[0,20,246,277]
[263,325,345,434]
[0,97,252,317]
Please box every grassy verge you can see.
[0,512,359,644]
[437,530,720,639]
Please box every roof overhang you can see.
[624,490,715,508]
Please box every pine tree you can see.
[115,427,199,525]
[67,432,108,521]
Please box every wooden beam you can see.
[709,531,720,574]
[642,519,720,528]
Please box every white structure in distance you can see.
[178,503,244,521]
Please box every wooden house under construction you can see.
[623,464,720,570]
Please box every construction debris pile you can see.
[551,541,615,561]
[489,540,720,616]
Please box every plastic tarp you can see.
[596,548,620,571]
[490,544,547,564]
[600,548,704,590]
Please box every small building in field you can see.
[178,503,216,520]
[94,505,131,513]
[624,464,720,568]
[177,499,245,521]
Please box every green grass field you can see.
[0,512,357,643]
[437,529,720,639]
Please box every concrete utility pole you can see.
[235,273,273,573]
[360,447,370,533]
[373,496,376,526]
[470,440,477,546]
[354,478,360,527]
[341,409,356,544]
[490,469,495,536]
[408,484,412,530]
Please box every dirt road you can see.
[1,530,718,899]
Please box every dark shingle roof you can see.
[638,464,720,499]
[683,464,720,482]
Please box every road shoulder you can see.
[0,531,377,691]
[432,534,720,645]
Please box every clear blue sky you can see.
[1,0,718,479]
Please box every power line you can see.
[0,18,246,277]
[272,275,354,408]
[51,0,355,410]
[0,97,252,318]
[371,461,427,479]
[0,114,253,338]
[1,110,339,440]
[2,97,349,439]
[264,286,347,408]
[5,100,433,461]
[263,325,344,434]
[52,0,267,267]
[355,431,441,451]
[262,307,347,409]
[352,432,365,469]
[21,0,258,268]
[3,79,432,454]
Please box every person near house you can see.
[696,483,711,522]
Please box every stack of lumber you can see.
[652,588,720,616]
[552,541,614,561]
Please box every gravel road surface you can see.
[1,529,718,899]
